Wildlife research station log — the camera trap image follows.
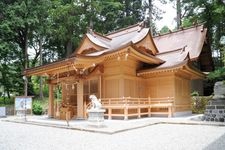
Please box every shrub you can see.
[32,101,43,115]
[0,97,14,106]
[191,95,212,114]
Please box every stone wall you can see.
[203,105,225,122]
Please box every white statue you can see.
[89,95,102,110]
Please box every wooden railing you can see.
[100,97,174,120]
[101,97,150,106]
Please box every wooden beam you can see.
[77,80,84,119]
[48,84,54,118]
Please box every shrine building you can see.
[24,23,213,120]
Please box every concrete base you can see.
[173,111,192,117]
[87,109,106,127]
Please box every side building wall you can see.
[102,56,146,98]
[146,72,192,116]
[174,73,192,116]
[146,73,175,98]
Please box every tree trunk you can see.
[24,29,28,96]
[39,37,44,100]
[66,39,73,57]
[176,0,182,29]
[148,0,153,33]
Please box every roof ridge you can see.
[92,31,112,41]
[105,22,144,36]
[154,24,205,38]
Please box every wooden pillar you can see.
[77,80,84,119]
[108,108,112,120]
[124,107,128,120]
[48,84,54,118]
[99,75,102,99]
[168,106,172,118]
[108,98,112,120]
[138,107,141,119]
[138,98,141,118]
[148,97,151,117]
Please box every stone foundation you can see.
[203,105,225,122]
[203,81,225,122]
[87,109,106,127]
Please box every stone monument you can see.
[203,81,225,122]
[87,95,106,127]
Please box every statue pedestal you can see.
[87,109,106,127]
[203,81,225,122]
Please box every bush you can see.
[32,101,43,115]
[191,96,212,114]
[0,97,14,106]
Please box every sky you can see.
[154,1,176,30]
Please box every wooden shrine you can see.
[24,23,213,120]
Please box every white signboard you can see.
[15,97,32,111]
[0,107,6,117]
[220,36,225,45]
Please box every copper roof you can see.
[74,22,158,56]
[138,24,207,73]
[25,23,209,78]
[153,25,207,60]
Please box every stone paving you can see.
[1,114,225,134]
[0,116,225,150]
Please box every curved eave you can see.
[24,57,76,76]
[74,34,109,55]
[137,61,187,76]
[134,29,159,54]
[184,64,205,79]
[86,33,110,49]
[85,42,163,64]
[137,60,205,79]
[129,45,164,64]
[77,43,163,65]
[75,55,104,65]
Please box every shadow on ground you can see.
[204,132,225,150]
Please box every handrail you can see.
[101,97,174,106]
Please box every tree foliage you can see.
[6,0,225,98]
[167,0,225,81]
[0,0,166,98]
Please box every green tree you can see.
[0,0,52,97]
[143,0,166,35]
[181,0,225,69]
[160,25,170,34]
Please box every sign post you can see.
[15,96,33,121]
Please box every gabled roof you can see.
[73,22,158,57]
[153,25,207,60]
[24,23,210,79]
[137,24,209,78]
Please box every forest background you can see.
[0,0,225,104]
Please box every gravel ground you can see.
[0,120,225,150]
